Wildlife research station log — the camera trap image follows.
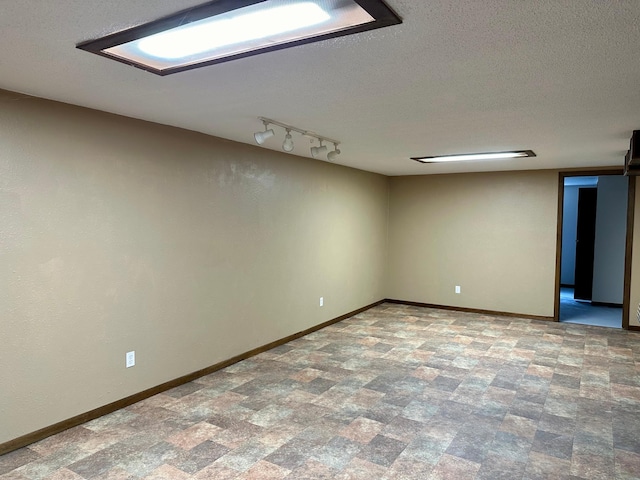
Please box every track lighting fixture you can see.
[282,130,294,152]
[254,120,275,145]
[254,117,340,161]
[327,143,341,161]
[310,140,328,159]
[254,121,275,145]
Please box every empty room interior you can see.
[1,1,640,479]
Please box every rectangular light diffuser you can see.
[77,0,402,75]
[411,150,536,164]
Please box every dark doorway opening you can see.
[574,187,598,301]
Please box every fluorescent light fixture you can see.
[411,150,536,164]
[77,0,402,76]
[137,3,331,60]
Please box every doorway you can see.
[556,173,632,328]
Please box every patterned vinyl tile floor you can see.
[2,303,640,479]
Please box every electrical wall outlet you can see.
[455,286,461,294]
[319,297,324,307]
[126,351,135,368]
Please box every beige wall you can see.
[386,171,559,317]
[0,90,389,444]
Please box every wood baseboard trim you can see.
[629,325,640,332]
[0,299,384,456]
[384,299,555,322]
[591,301,623,308]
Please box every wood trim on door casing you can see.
[554,174,565,321]
[384,299,554,321]
[623,175,636,329]
[556,168,634,329]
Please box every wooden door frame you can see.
[554,168,636,329]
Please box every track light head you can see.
[327,143,341,161]
[311,140,328,158]
[282,130,294,152]
[254,121,275,145]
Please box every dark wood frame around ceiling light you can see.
[76,0,402,76]
[411,150,537,164]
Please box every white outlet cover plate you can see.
[320,297,324,307]
[126,351,135,368]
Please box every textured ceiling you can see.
[1,1,639,176]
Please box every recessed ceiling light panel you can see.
[411,150,536,164]
[77,0,402,75]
